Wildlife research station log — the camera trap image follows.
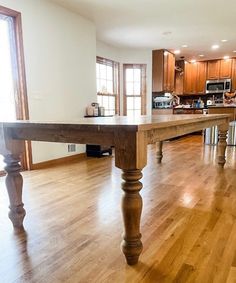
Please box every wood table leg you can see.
[3,153,25,229]
[121,169,143,265]
[156,140,163,163]
[114,131,147,265]
[218,123,229,168]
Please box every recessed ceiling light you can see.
[212,44,219,50]
[221,39,228,42]
[182,45,188,48]
[190,59,196,63]
[199,54,205,57]
[233,50,236,53]
[223,55,230,60]
[174,50,181,54]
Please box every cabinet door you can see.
[232,59,236,91]
[184,62,192,94]
[152,50,164,92]
[207,60,220,79]
[190,63,198,94]
[219,59,232,78]
[196,61,207,93]
[167,52,175,92]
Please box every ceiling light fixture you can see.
[223,55,230,60]
[182,45,188,48]
[199,54,205,57]
[190,59,196,63]
[221,39,228,42]
[212,44,219,50]
[174,50,181,54]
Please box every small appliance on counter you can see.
[153,93,179,109]
[86,103,105,117]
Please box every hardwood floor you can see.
[1,135,236,283]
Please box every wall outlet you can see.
[68,144,76,152]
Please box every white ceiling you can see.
[50,0,236,61]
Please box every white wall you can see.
[96,41,152,115]
[0,0,97,163]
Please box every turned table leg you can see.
[3,153,25,229]
[121,169,143,265]
[217,124,228,168]
[156,141,163,163]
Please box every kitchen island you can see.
[208,105,236,121]
[0,114,230,265]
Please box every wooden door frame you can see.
[0,5,32,172]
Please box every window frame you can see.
[0,5,31,173]
[96,56,120,115]
[123,64,147,116]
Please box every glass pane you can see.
[133,82,141,95]
[127,97,134,110]
[126,69,134,82]
[134,97,141,110]
[134,109,141,116]
[97,95,102,105]
[107,81,113,94]
[127,110,134,117]
[107,66,113,80]
[100,64,106,79]
[102,96,109,109]
[126,82,133,95]
[108,96,115,111]
[0,19,16,121]
[100,79,107,93]
[134,69,141,82]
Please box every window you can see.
[96,57,119,116]
[123,64,146,116]
[0,5,30,175]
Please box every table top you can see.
[0,114,230,132]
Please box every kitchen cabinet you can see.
[152,108,173,115]
[219,59,232,78]
[152,49,175,93]
[207,60,220,79]
[183,61,206,94]
[183,62,192,94]
[196,61,207,93]
[175,60,184,95]
[232,59,236,91]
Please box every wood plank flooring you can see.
[1,135,236,283]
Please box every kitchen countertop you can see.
[208,105,236,108]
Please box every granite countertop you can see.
[208,105,236,108]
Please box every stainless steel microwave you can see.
[206,79,231,94]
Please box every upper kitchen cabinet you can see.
[183,61,206,94]
[219,59,233,78]
[207,60,220,79]
[196,61,207,93]
[152,49,175,93]
[232,59,236,91]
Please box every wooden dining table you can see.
[0,114,230,265]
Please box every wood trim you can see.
[0,5,32,171]
[31,153,87,170]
